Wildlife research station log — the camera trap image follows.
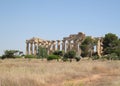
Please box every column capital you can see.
[30,41,33,44]
[51,40,56,45]
[62,40,66,42]
[52,40,55,42]
[34,42,37,44]
[68,40,71,42]
[26,40,29,44]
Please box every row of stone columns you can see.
[26,32,86,56]
[26,39,103,58]
[26,39,82,55]
[26,42,38,55]
[26,40,62,55]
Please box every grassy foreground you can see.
[0,59,120,86]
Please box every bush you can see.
[109,53,118,60]
[47,55,60,61]
[53,51,64,56]
[62,53,69,62]
[67,50,76,59]
[115,48,120,57]
[1,55,23,59]
[75,56,81,62]
[14,55,22,58]
[1,50,24,59]
[1,55,5,59]
[92,56,99,60]
[37,46,48,59]
[102,53,119,60]
[62,56,68,62]
[63,50,76,62]
[1,55,16,59]
[25,55,36,59]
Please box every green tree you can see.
[37,46,48,59]
[114,40,120,57]
[80,36,94,57]
[63,50,76,62]
[53,50,64,57]
[103,33,119,55]
[25,55,36,59]
[1,50,23,59]
[47,54,60,61]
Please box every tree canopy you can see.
[80,36,94,57]
[103,33,119,55]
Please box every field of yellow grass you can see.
[0,59,120,86]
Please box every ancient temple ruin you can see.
[26,32,103,57]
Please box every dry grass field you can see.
[0,59,120,86]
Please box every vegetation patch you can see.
[47,54,60,61]
[25,55,36,59]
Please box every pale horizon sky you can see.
[0,0,120,55]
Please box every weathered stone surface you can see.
[26,32,89,56]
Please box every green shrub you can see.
[62,53,69,62]
[37,46,48,59]
[102,53,119,60]
[47,55,60,61]
[101,55,109,60]
[68,51,76,59]
[62,57,68,62]
[1,55,23,59]
[14,55,22,58]
[1,55,15,59]
[1,55,6,59]
[115,48,120,57]
[75,56,81,62]
[109,53,120,60]
[25,55,36,59]
[1,50,24,59]
[92,56,99,60]
[53,51,64,56]
[63,51,76,62]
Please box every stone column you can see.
[44,41,47,48]
[37,42,41,53]
[26,42,29,55]
[77,42,82,56]
[74,41,78,52]
[97,39,102,57]
[30,42,33,55]
[62,40,65,52]
[57,40,61,51]
[52,40,56,52]
[41,42,45,47]
[65,41,68,52]
[49,41,53,54]
[67,40,71,51]
[50,42,53,54]
[34,42,37,55]
[73,40,75,52]
[100,40,103,56]
[44,43,47,49]
[38,42,41,46]
[53,41,56,51]
[47,41,51,55]
[70,40,74,50]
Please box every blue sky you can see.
[0,0,120,55]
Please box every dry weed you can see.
[0,59,120,86]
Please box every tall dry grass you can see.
[0,59,120,86]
